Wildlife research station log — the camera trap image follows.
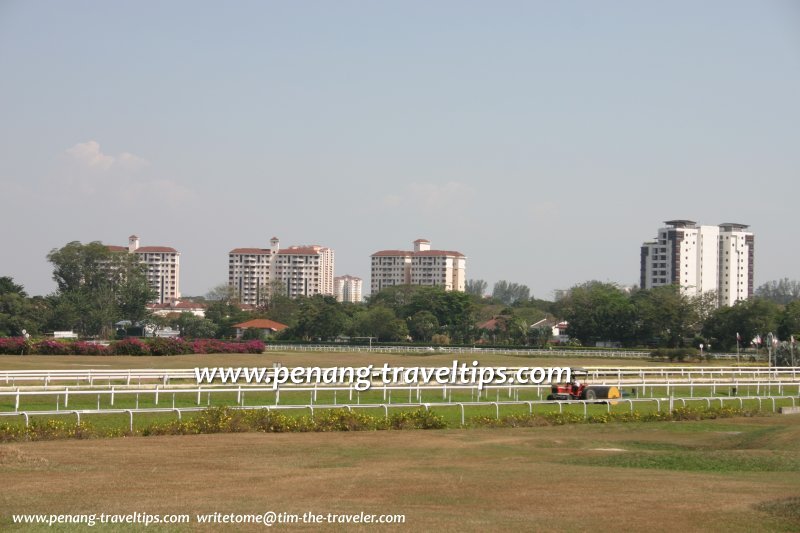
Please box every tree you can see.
[264,294,301,328]
[0,277,48,336]
[492,281,531,305]
[408,310,439,342]
[111,254,156,323]
[0,277,26,297]
[557,281,636,346]
[778,300,800,340]
[631,285,699,347]
[206,283,238,304]
[141,314,170,338]
[465,279,488,297]
[46,241,155,337]
[702,298,781,351]
[176,313,218,339]
[291,295,349,341]
[351,306,408,342]
[756,278,800,305]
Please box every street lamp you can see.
[767,332,774,368]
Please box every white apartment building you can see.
[334,275,363,303]
[371,239,466,294]
[107,235,181,304]
[229,237,335,305]
[640,220,754,306]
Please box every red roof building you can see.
[228,237,335,305]
[106,235,180,304]
[370,239,466,294]
[232,318,289,339]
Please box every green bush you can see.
[650,347,700,362]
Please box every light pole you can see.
[767,333,772,367]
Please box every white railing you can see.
[263,344,754,360]
[1,365,797,389]
[1,395,795,430]
[2,380,799,414]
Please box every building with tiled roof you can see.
[232,318,288,339]
[370,239,466,294]
[228,237,335,305]
[107,235,180,304]
[147,300,207,318]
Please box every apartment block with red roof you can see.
[370,239,466,295]
[228,237,335,305]
[107,235,180,304]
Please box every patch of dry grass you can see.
[1,416,799,531]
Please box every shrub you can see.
[33,340,70,355]
[650,348,699,362]
[110,338,150,356]
[0,337,31,355]
[69,341,110,356]
[388,408,446,430]
[147,338,192,356]
[431,334,450,345]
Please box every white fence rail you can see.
[1,395,796,430]
[2,380,799,414]
[2,366,798,389]
[264,344,752,359]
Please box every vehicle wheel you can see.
[583,388,597,401]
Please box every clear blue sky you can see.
[1,1,798,298]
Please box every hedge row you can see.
[0,406,760,442]
[0,337,265,356]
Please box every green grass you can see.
[568,450,800,472]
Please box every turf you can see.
[1,416,799,532]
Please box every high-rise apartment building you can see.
[334,275,363,303]
[107,235,181,304]
[229,237,334,305]
[371,239,466,294]
[640,220,754,306]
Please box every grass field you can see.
[1,415,799,532]
[1,352,796,531]
[0,351,742,371]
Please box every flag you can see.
[792,335,796,345]
[736,332,741,342]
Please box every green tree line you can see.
[2,241,799,349]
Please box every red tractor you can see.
[546,369,621,402]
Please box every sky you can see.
[1,1,799,300]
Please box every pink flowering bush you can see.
[147,337,193,356]
[1,336,264,356]
[0,337,31,355]
[34,340,69,355]
[69,341,110,356]
[110,338,150,356]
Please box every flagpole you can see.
[736,333,740,364]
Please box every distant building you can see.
[370,239,466,294]
[640,220,754,306]
[232,318,288,339]
[229,237,335,305]
[107,235,180,304]
[334,275,363,303]
[147,300,207,318]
